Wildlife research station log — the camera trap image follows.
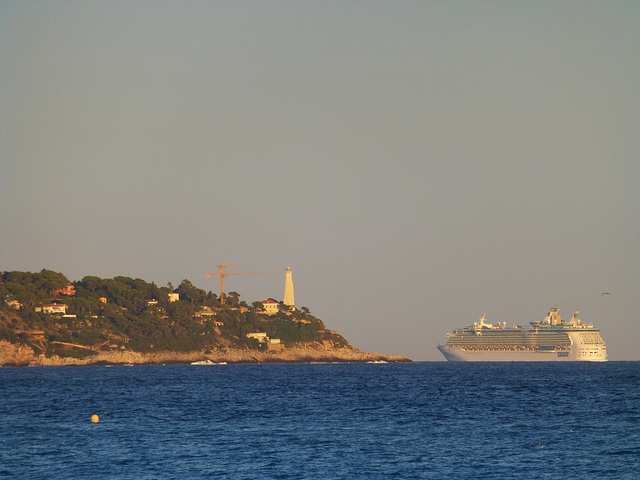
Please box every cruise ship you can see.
[438,308,607,362]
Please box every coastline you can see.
[0,340,411,366]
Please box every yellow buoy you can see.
[91,414,100,423]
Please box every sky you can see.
[1,1,638,361]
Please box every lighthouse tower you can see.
[283,267,295,307]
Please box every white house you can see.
[268,338,284,351]
[4,298,22,310]
[247,332,269,343]
[262,299,279,315]
[42,304,68,314]
[194,306,216,320]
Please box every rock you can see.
[0,340,410,366]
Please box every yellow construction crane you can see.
[206,264,283,305]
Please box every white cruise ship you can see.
[438,308,607,362]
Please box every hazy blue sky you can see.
[1,1,638,360]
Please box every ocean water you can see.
[1,362,639,479]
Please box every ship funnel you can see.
[570,311,580,325]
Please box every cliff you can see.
[0,340,410,367]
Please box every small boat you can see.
[191,360,227,365]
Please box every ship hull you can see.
[438,345,606,362]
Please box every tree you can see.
[81,276,103,293]
[3,282,37,310]
[202,291,220,308]
[35,269,69,297]
[176,279,206,305]
[252,301,264,311]
[150,282,160,301]
[68,297,94,316]
[225,291,240,307]
[3,271,33,285]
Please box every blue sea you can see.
[1,362,639,479]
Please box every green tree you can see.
[34,269,69,297]
[81,276,103,292]
[252,301,264,311]
[225,291,240,307]
[202,291,220,308]
[176,279,206,305]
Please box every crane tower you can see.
[206,265,282,305]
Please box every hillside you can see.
[0,269,409,366]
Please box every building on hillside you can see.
[194,306,216,321]
[283,267,295,307]
[41,304,68,314]
[262,299,279,315]
[4,297,22,310]
[168,293,179,303]
[53,284,76,296]
[268,338,284,351]
[15,330,45,340]
[247,332,269,343]
[99,297,108,304]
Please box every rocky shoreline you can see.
[0,340,411,367]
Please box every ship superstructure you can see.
[438,308,607,362]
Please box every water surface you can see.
[1,362,638,479]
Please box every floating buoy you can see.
[91,414,100,423]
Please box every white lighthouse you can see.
[283,267,295,307]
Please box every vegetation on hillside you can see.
[0,269,348,359]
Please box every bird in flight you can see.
[601,292,611,296]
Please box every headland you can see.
[1,270,410,366]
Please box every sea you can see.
[1,362,639,479]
